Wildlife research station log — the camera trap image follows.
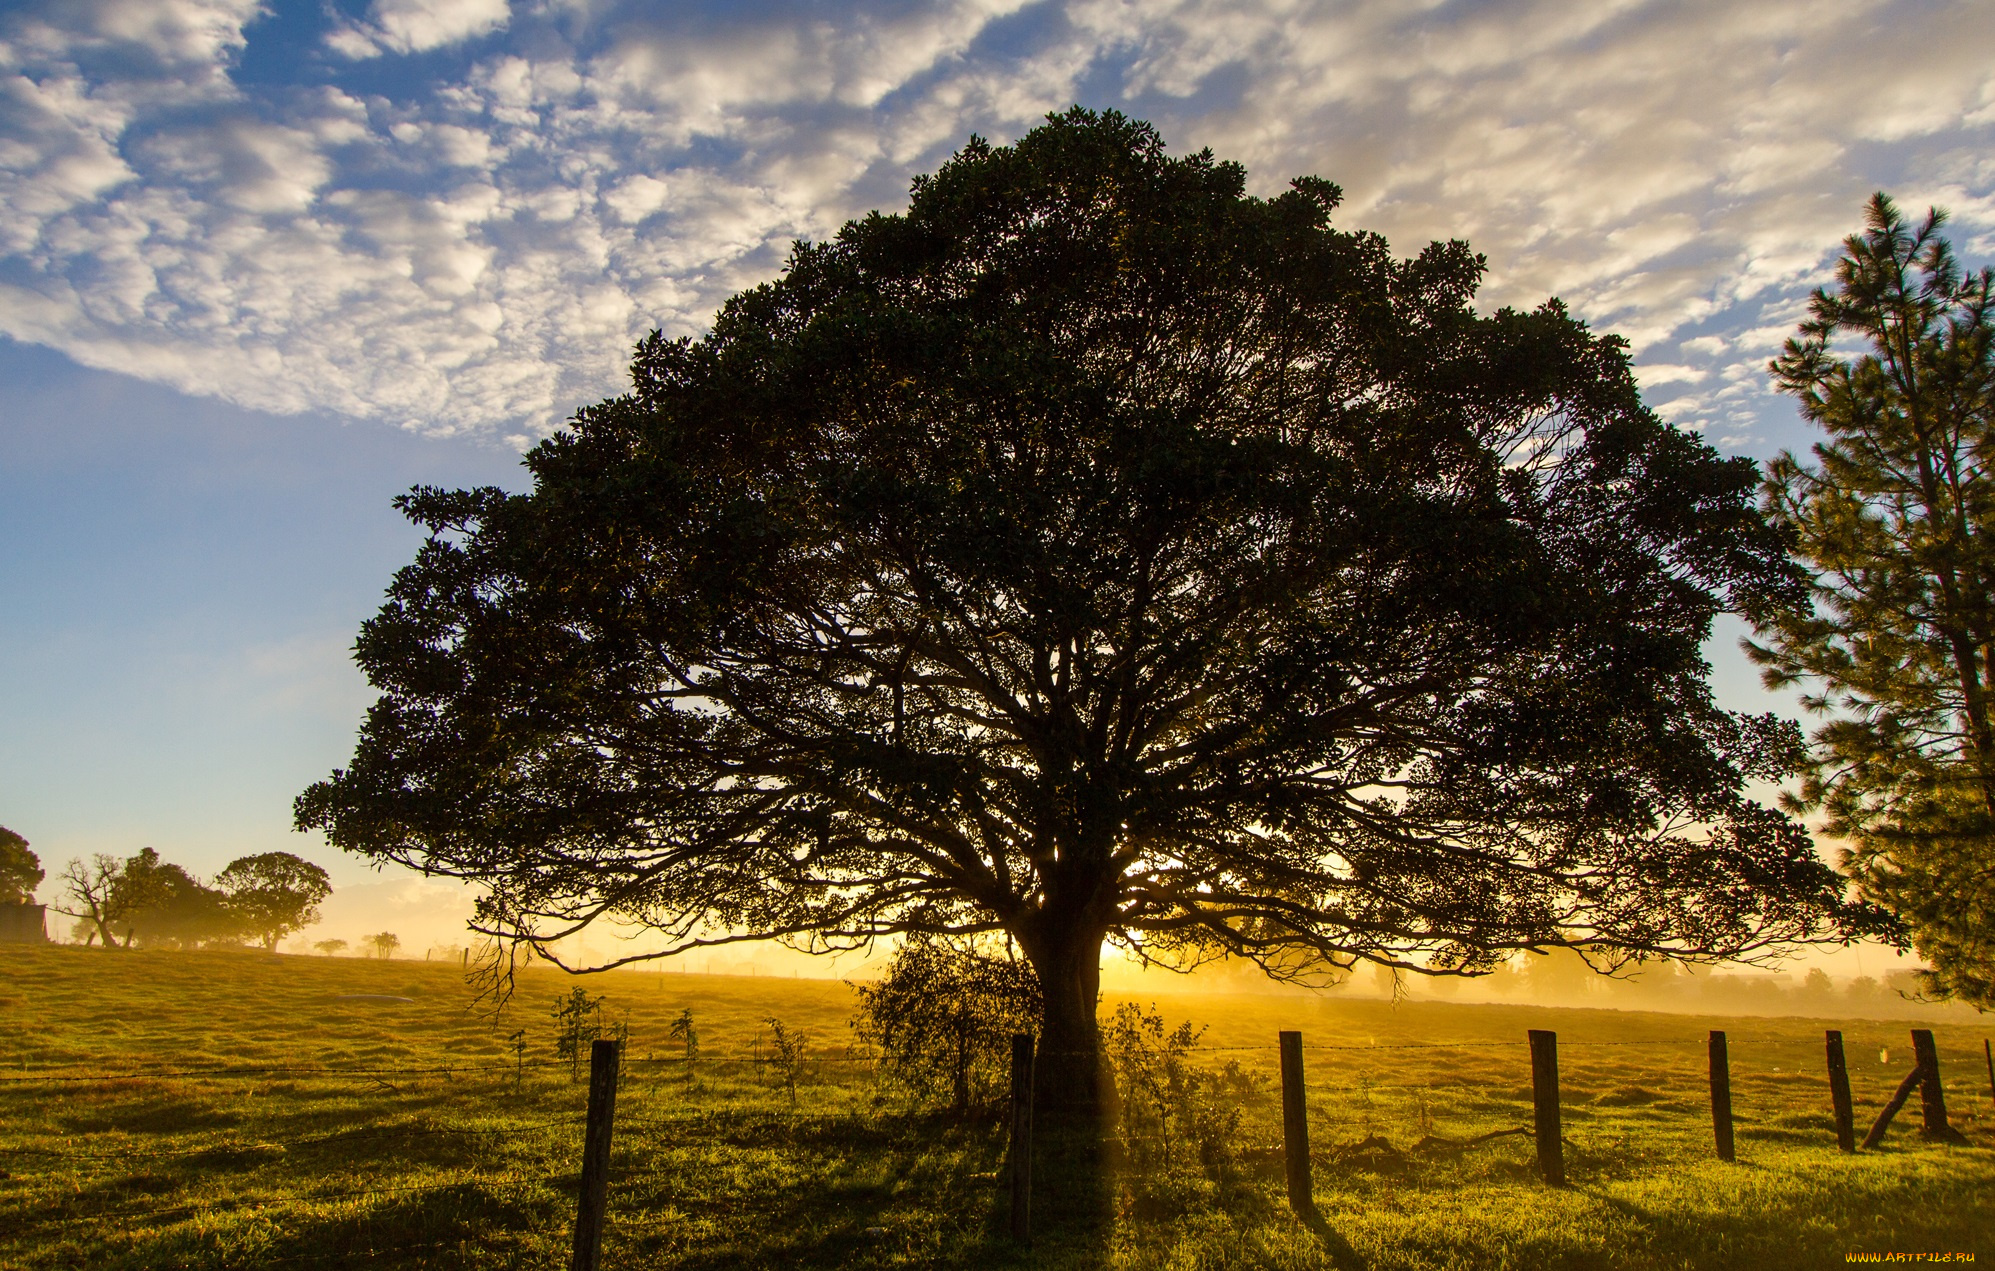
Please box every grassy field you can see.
[3,943,1991,1270]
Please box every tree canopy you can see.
[215,852,334,950]
[300,109,1864,1109]
[1751,193,1995,1005]
[112,848,233,949]
[0,827,40,906]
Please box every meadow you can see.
[3,943,1991,1270]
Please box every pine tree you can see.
[1751,192,1995,1004]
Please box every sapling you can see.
[669,1008,699,1085]
[507,1028,527,1093]
[552,987,607,1082]
[764,1017,809,1109]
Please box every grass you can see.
[2,943,1991,1269]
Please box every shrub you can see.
[851,936,1039,1114]
[1104,1003,1251,1181]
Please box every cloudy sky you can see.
[2,0,1991,958]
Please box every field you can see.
[4,944,1992,1270]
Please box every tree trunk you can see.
[1019,922,1108,1123]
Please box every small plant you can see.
[1104,1003,1244,1182]
[552,987,607,1082]
[669,1008,699,1084]
[507,1028,527,1093]
[764,1017,809,1109]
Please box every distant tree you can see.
[1751,193,1995,1006]
[111,848,235,948]
[853,937,1040,1114]
[53,854,128,947]
[368,931,401,959]
[1799,966,1838,1010]
[0,827,42,905]
[314,938,349,956]
[300,109,1865,1115]
[214,852,333,950]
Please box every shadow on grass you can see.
[1292,1198,1370,1271]
[106,1178,565,1271]
[600,1113,1117,1271]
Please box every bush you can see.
[851,936,1039,1114]
[1104,1003,1256,1184]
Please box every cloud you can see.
[331,0,511,59]
[0,0,1988,442]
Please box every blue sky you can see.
[2,0,1991,960]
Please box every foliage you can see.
[551,986,607,1081]
[314,938,349,956]
[299,108,1857,1111]
[669,1007,700,1082]
[1103,1003,1255,1185]
[0,827,41,906]
[852,937,1040,1114]
[110,849,236,949]
[368,931,402,959]
[1751,193,1995,1005]
[213,852,333,950]
[52,849,247,949]
[762,1016,810,1109]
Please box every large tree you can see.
[1750,193,1995,1005]
[216,852,333,950]
[301,110,1860,1112]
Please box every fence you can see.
[5,1023,1990,1268]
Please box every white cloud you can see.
[334,0,511,59]
[0,0,1989,441]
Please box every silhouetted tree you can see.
[112,848,234,948]
[0,827,41,906]
[368,931,401,959]
[215,852,333,950]
[300,109,1864,1115]
[1751,193,1995,1006]
[53,854,126,946]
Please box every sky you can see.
[1,0,1992,967]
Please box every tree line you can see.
[51,844,331,951]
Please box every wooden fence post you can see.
[1708,1031,1735,1162]
[1984,1039,1993,1111]
[1278,1030,1312,1213]
[1910,1028,1966,1143]
[1528,1030,1563,1185]
[1825,1030,1855,1154]
[571,1038,623,1271]
[1008,1033,1033,1244]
